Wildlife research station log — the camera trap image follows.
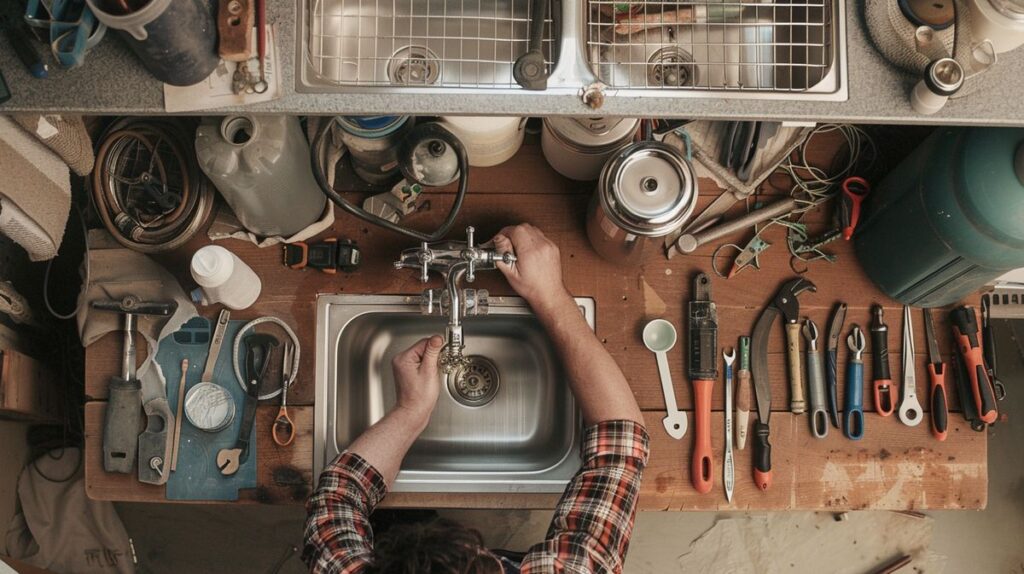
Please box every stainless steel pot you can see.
[587,141,698,265]
[542,117,640,181]
[335,116,415,185]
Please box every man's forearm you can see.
[534,292,644,426]
[346,406,430,487]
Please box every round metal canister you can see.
[587,141,698,265]
[541,117,640,181]
[438,116,526,167]
[335,116,414,185]
[184,382,236,433]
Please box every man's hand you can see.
[491,224,572,312]
[391,336,445,424]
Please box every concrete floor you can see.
[2,365,1021,573]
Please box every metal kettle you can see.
[586,141,698,265]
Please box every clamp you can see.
[283,238,361,274]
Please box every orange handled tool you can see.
[950,307,997,425]
[839,176,870,240]
[687,273,716,494]
[922,309,948,440]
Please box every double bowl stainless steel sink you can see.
[297,0,847,100]
[314,294,595,492]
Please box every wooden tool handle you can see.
[614,8,695,34]
[219,0,254,61]
[735,369,751,450]
[785,323,806,413]
[691,378,714,494]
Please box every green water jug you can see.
[854,127,1024,307]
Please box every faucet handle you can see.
[466,226,475,248]
[419,242,431,282]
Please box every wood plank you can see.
[638,411,987,511]
[85,402,313,504]
[0,349,62,423]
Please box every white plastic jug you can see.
[190,245,261,310]
[195,115,327,237]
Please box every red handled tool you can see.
[839,176,869,240]
[870,305,896,416]
[687,273,717,494]
[750,278,817,491]
[922,309,948,440]
[950,306,998,424]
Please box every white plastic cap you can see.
[190,245,236,288]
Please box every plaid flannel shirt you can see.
[303,419,650,574]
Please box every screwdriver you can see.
[870,305,896,416]
[950,306,997,424]
[922,308,948,440]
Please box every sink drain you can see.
[448,356,500,407]
[388,45,442,86]
[648,46,698,88]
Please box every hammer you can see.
[91,297,177,478]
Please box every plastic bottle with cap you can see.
[190,245,261,310]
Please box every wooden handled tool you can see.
[219,0,254,61]
[735,337,751,450]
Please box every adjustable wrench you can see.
[844,326,866,440]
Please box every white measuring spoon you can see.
[643,319,688,439]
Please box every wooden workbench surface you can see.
[83,140,987,510]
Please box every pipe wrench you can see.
[751,277,816,491]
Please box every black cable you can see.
[310,119,469,242]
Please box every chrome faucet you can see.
[394,226,516,372]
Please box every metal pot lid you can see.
[989,0,1024,20]
[546,116,640,149]
[601,141,697,235]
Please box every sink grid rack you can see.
[586,0,834,92]
[305,0,558,88]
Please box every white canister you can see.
[542,117,640,181]
[969,0,1024,53]
[437,116,526,167]
[190,245,262,310]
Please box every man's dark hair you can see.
[367,518,503,574]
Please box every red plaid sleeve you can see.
[303,452,388,574]
[520,420,650,574]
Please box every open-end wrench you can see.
[803,319,829,438]
[723,348,735,503]
[898,305,924,426]
[845,326,866,440]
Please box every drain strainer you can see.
[448,355,500,407]
[387,45,442,86]
[648,46,698,88]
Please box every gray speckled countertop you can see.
[1,1,1021,124]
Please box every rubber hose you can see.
[310,118,469,242]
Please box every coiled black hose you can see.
[310,118,469,242]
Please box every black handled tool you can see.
[923,308,948,441]
[825,302,847,429]
[217,333,279,475]
[950,306,997,425]
[870,305,896,416]
[751,278,817,491]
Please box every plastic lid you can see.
[190,245,235,287]
[989,0,1024,20]
[602,142,696,235]
[546,117,639,150]
[337,116,409,137]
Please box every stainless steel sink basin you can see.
[314,294,595,492]
[297,0,847,100]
